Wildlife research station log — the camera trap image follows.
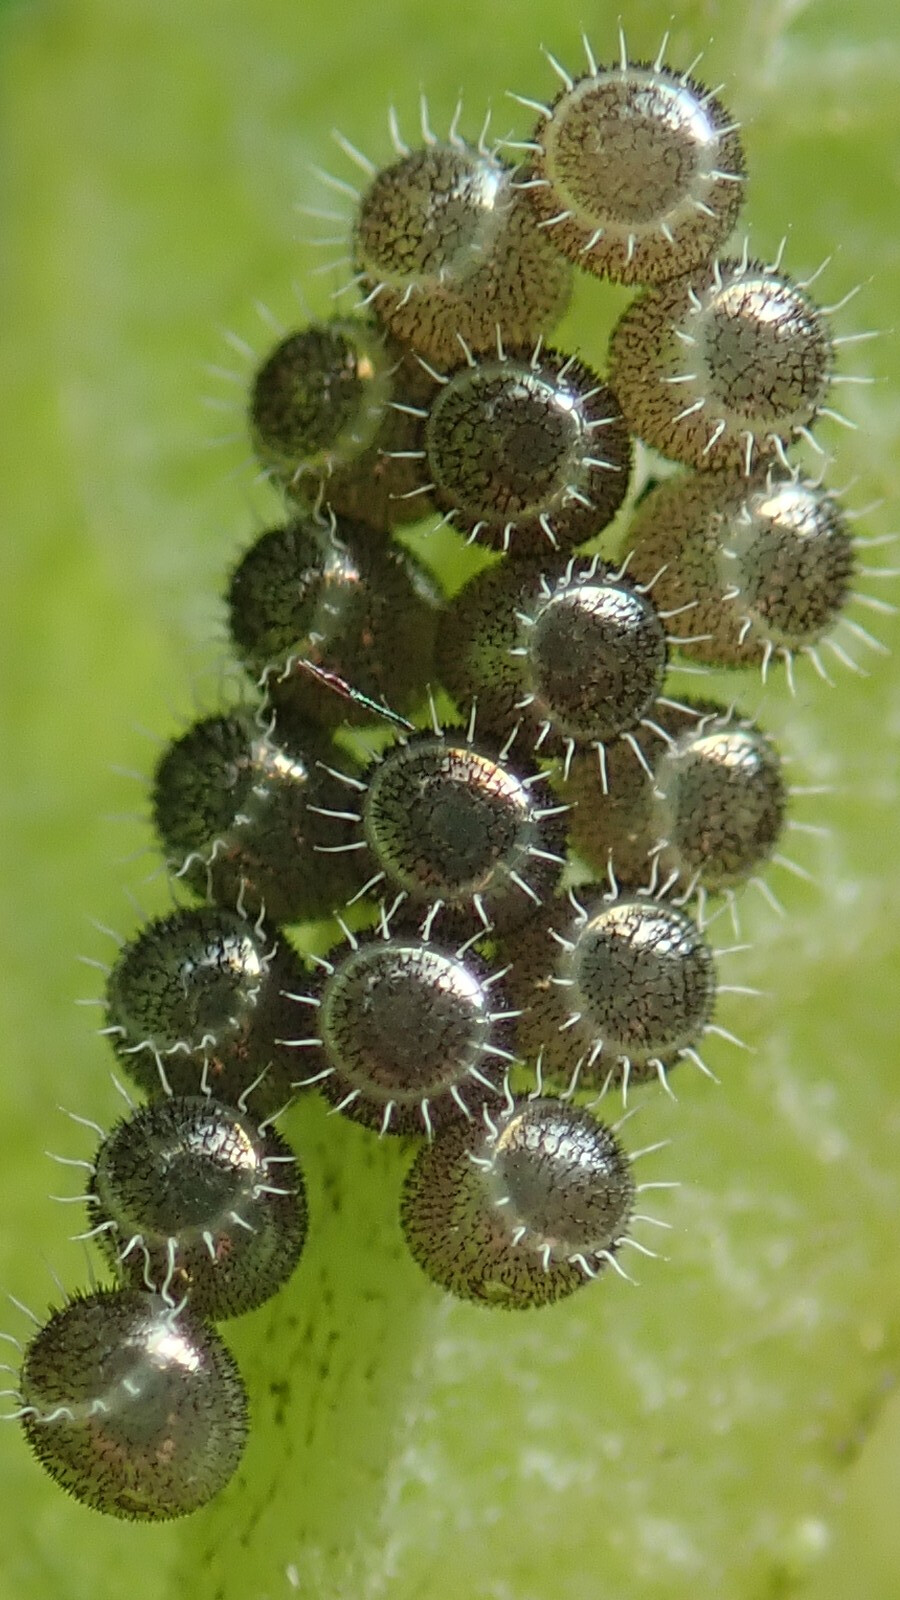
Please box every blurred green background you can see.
[1,1,899,1596]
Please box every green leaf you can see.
[1,2,898,1597]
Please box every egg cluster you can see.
[9,32,883,1522]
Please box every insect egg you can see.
[151,706,364,923]
[85,1096,307,1320]
[249,321,436,530]
[350,130,572,365]
[226,513,441,725]
[438,555,670,771]
[342,723,568,936]
[563,702,700,887]
[653,715,786,895]
[436,557,549,733]
[284,931,517,1137]
[422,345,632,553]
[516,36,745,285]
[624,469,858,680]
[400,1096,636,1307]
[565,701,786,905]
[505,890,719,1094]
[103,905,306,1113]
[608,252,840,472]
[18,1288,248,1520]
[519,564,669,755]
[249,317,394,483]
